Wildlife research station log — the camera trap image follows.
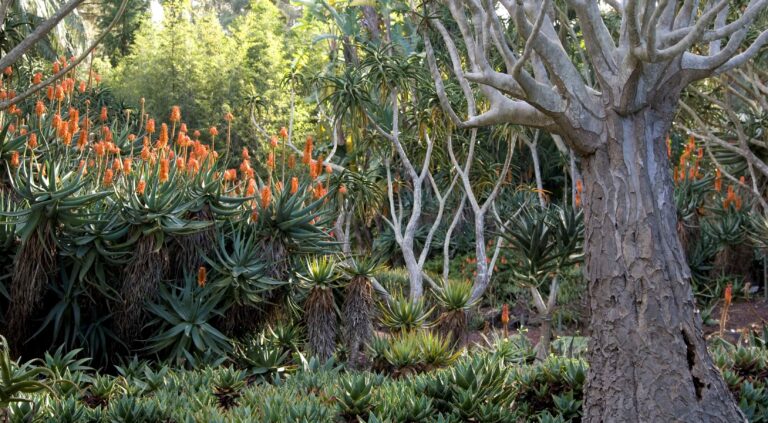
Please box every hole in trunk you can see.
[682,329,704,400]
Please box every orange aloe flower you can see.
[9,151,19,168]
[302,136,313,164]
[141,145,151,161]
[32,72,42,84]
[99,106,108,122]
[146,119,156,134]
[159,158,170,182]
[270,136,279,148]
[267,152,275,170]
[28,133,38,149]
[224,112,234,122]
[137,180,146,195]
[103,169,114,187]
[170,106,181,123]
[501,304,509,327]
[54,85,65,102]
[246,178,257,196]
[123,158,133,175]
[35,100,46,117]
[339,184,347,195]
[187,158,200,174]
[280,127,288,138]
[290,176,299,194]
[157,124,169,149]
[309,161,319,180]
[724,283,733,306]
[714,168,722,192]
[197,266,207,288]
[261,186,272,209]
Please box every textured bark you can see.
[342,277,374,368]
[579,108,743,422]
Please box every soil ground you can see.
[468,298,768,347]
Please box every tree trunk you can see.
[579,108,743,422]
[534,315,552,362]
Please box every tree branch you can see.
[0,0,85,71]
[0,0,129,110]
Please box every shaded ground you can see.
[704,298,768,342]
[466,298,768,347]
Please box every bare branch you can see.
[443,193,466,281]
[0,0,129,110]
[0,0,85,71]
[666,0,768,44]
[713,29,768,74]
[564,0,617,80]
[644,0,729,61]
[510,0,549,80]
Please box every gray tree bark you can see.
[579,106,742,421]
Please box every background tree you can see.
[95,0,149,66]
[423,0,768,420]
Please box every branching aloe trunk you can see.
[423,0,768,418]
[580,109,742,420]
[530,276,558,362]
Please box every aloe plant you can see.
[115,163,211,340]
[144,277,230,367]
[433,278,478,346]
[340,256,385,367]
[0,336,56,408]
[3,158,109,348]
[297,257,341,362]
[501,205,583,361]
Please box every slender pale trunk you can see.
[470,213,489,300]
[529,142,545,206]
[579,108,742,421]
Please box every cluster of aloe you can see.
[0,60,337,364]
[4,310,768,421]
[671,135,768,307]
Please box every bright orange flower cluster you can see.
[575,180,583,207]
[302,136,313,165]
[722,185,742,211]
[260,186,272,209]
[673,136,703,184]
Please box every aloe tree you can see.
[423,0,768,418]
[115,161,210,340]
[3,159,108,349]
[297,257,341,362]
[501,205,583,361]
[340,256,384,367]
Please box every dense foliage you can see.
[1,0,768,420]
